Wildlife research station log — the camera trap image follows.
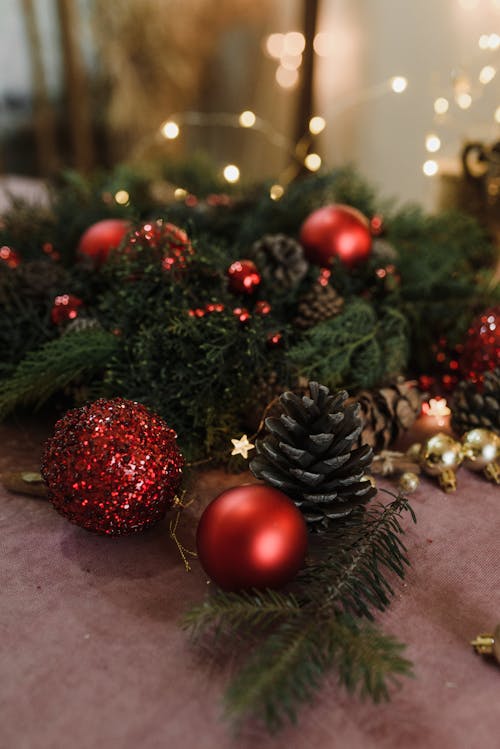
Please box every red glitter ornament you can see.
[227,260,261,294]
[255,300,272,315]
[41,398,183,535]
[125,220,193,272]
[267,331,283,348]
[78,219,130,266]
[370,214,385,236]
[51,294,83,325]
[460,306,500,382]
[0,245,21,268]
[299,204,372,268]
[233,307,251,323]
[196,484,308,591]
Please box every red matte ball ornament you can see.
[78,219,130,266]
[41,398,184,535]
[227,260,261,295]
[196,484,308,591]
[299,204,372,268]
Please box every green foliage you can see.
[183,493,415,731]
[0,329,117,418]
[0,161,498,452]
[288,298,408,389]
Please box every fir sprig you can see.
[0,329,117,417]
[183,493,415,731]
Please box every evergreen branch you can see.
[300,494,415,619]
[0,329,118,418]
[224,613,412,731]
[182,588,301,642]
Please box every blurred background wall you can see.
[0,0,499,210]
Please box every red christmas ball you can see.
[78,219,130,266]
[227,260,261,294]
[41,398,184,535]
[299,204,372,268]
[460,306,500,382]
[51,294,83,325]
[196,485,308,591]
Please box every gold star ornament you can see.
[230,434,255,460]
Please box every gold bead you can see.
[471,624,500,665]
[461,429,500,483]
[399,471,420,494]
[420,433,463,492]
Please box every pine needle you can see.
[0,329,118,418]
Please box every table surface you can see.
[1,418,499,749]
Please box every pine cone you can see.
[251,234,308,289]
[250,382,377,531]
[293,281,344,330]
[355,381,423,451]
[451,368,500,435]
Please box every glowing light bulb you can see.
[283,32,305,55]
[457,92,472,109]
[174,188,187,201]
[161,121,179,139]
[434,97,449,115]
[479,65,496,84]
[423,159,439,176]
[313,32,333,57]
[479,34,490,49]
[494,106,500,123]
[488,33,500,50]
[239,110,256,128]
[275,66,299,89]
[390,76,408,93]
[265,33,284,59]
[309,116,326,135]
[270,184,284,201]
[114,190,129,205]
[281,53,302,70]
[223,164,240,183]
[425,134,441,153]
[304,153,322,172]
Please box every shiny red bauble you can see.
[41,398,184,535]
[460,306,500,382]
[196,485,308,591]
[50,294,83,325]
[227,260,261,294]
[78,219,130,266]
[299,204,372,268]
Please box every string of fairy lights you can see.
[115,22,500,207]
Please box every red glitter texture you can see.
[227,259,261,294]
[51,294,83,325]
[41,398,184,535]
[460,306,500,383]
[0,245,21,268]
[125,220,193,272]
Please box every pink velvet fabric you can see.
[1,419,499,749]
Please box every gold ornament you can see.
[461,429,500,484]
[419,433,463,492]
[471,624,500,665]
[230,434,255,460]
[399,471,420,494]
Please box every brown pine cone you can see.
[294,282,344,330]
[251,234,308,289]
[451,368,500,436]
[354,380,423,451]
